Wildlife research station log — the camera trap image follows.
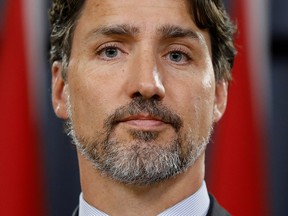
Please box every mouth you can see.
[105,98,183,133]
[117,113,168,130]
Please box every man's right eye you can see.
[102,47,118,58]
[96,44,124,61]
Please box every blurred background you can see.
[0,0,287,215]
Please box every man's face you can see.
[52,0,228,185]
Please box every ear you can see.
[213,80,228,122]
[51,61,69,120]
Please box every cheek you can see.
[67,73,116,138]
[174,82,215,138]
[68,87,104,137]
[66,58,130,139]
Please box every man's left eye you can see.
[167,51,190,64]
[169,52,185,62]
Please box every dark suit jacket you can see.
[72,194,230,216]
[207,194,231,216]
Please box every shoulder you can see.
[206,194,231,216]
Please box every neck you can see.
[78,151,205,216]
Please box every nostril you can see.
[132,92,142,98]
[151,94,161,101]
[131,91,161,101]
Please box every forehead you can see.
[76,0,201,34]
[80,0,192,18]
[72,0,211,51]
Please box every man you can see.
[49,0,236,215]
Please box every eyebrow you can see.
[85,24,139,40]
[85,24,202,43]
[157,25,201,41]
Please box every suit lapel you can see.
[207,194,231,216]
[72,205,79,216]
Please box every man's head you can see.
[49,0,236,186]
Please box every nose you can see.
[125,50,165,100]
[136,66,165,100]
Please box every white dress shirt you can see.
[79,181,210,216]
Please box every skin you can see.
[51,0,228,215]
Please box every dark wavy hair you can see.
[49,0,237,81]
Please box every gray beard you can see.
[66,97,212,186]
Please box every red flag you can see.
[0,0,45,215]
[208,0,271,215]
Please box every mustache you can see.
[104,97,183,132]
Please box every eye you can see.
[98,46,119,58]
[96,44,125,60]
[103,47,118,58]
[169,51,186,62]
[165,48,192,65]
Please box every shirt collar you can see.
[79,193,108,216]
[79,181,210,216]
[158,181,210,216]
